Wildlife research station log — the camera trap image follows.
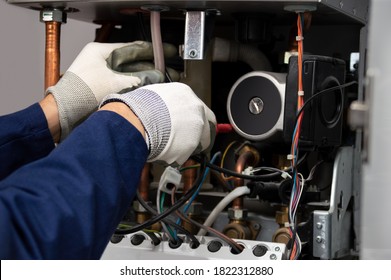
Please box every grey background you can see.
[0,1,95,115]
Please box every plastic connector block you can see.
[158,166,182,194]
[102,232,287,260]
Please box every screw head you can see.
[249,97,264,115]
[316,236,323,243]
[270,254,277,260]
[252,223,261,230]
[275,247,281,252]
[188,49,198,58]
[316,222,323,229]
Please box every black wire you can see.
[137,12,149,41]
[192,155,287,181]
[294,81,358,125]
[165,68,173,82]
[133,190,200,247]
[115,156,207,235]
[144,231,161,246]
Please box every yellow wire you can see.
[220,141,237,181]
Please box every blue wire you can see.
[173,152,221,238]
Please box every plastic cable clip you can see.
[284,222,294,228]
[298,90,304,96]
[281,172,291,179]
[287,154,296,160]
[296,35,304,41]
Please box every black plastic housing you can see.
[283,55,346,148]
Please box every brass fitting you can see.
[228,208,248,221]
[223,222,252,240]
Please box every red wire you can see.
[289,13,305,261]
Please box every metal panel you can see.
[7,0,368,24]
[313,147,354,259]
[361,0,391,260]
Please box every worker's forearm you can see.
[39,95,146,143]
[39,94,61,143]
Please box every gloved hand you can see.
[100,82,216,165]
[47,41,176,141]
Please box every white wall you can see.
[0,1,96,115]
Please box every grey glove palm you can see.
[47,41,175,141]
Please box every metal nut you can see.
[40,9,67,23]
[186,202,203,216]
[228,208,248,220]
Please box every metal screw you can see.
[270,254,277,260]
[316,236,323,243]
[252,223,260,230]
[188,49,198,58]
[249,97,264,115]
[316,222,323,229]
[275,247,280,252]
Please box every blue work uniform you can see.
[0,103,148,259]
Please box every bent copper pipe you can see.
[45,21,61,90]
[138,164,151,202]
[233,151,255,209]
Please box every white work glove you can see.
[47,41,176,141]
[100,82,216,165]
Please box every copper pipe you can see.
[233,152,255,209]
[45,21,61,90]
[94,23,115,43]
[233,146,260,209]
[138,164,151,202]
[182,159,197,193]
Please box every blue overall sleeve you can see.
[0,110,148,259]
[0,103,55,180]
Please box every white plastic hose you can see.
[197,186,251,236]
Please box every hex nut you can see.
[228,208,248,220]
[40,9,67,23]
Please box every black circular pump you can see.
[227,71,286,142]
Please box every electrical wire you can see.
[294,81,358,126]
[220,141,237,181]
[197,186,251,236]
[144,231,162,246]
[179,164,200,173]
[115,155,207,235]
[288,13,305,260]
[134,190,200,247]
[170,186,243,254]
[192,155,287,181]
[183,152,221,215]
[174,152,221,237]
[137,12,149,41]
[305,160,324,181]
[157,191,176,242]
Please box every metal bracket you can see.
[183,11,205,60]
[313,146,354,259]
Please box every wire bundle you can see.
[288,13,305,260]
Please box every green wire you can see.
[179,164,200,173]
[160,192,176,238]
